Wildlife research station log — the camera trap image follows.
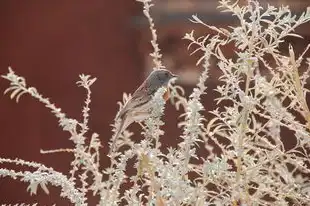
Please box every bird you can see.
[111,69,177,151]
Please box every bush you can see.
[2,0,310,205]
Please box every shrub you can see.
[2,0,310,205]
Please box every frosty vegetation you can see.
[2,0,310,205]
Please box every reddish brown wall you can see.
[0,1,142,204]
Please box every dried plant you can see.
[2,0,310,205]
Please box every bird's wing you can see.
[115,82,150,121]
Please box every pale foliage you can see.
[1,0,310,205]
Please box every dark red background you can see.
[0,1,144,204]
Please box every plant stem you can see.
[292,65,310,130]
[236,63,253,203]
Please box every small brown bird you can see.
[111,69,177,150]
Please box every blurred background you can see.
[0,0,309,204]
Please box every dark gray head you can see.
[146,69,177,90]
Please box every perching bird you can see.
[111,69,177,151]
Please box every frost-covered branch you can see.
[0,158,85,205]
[136,0,164,70]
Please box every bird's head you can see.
[148,69,177,87]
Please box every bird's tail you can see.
[110,116,127,154]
